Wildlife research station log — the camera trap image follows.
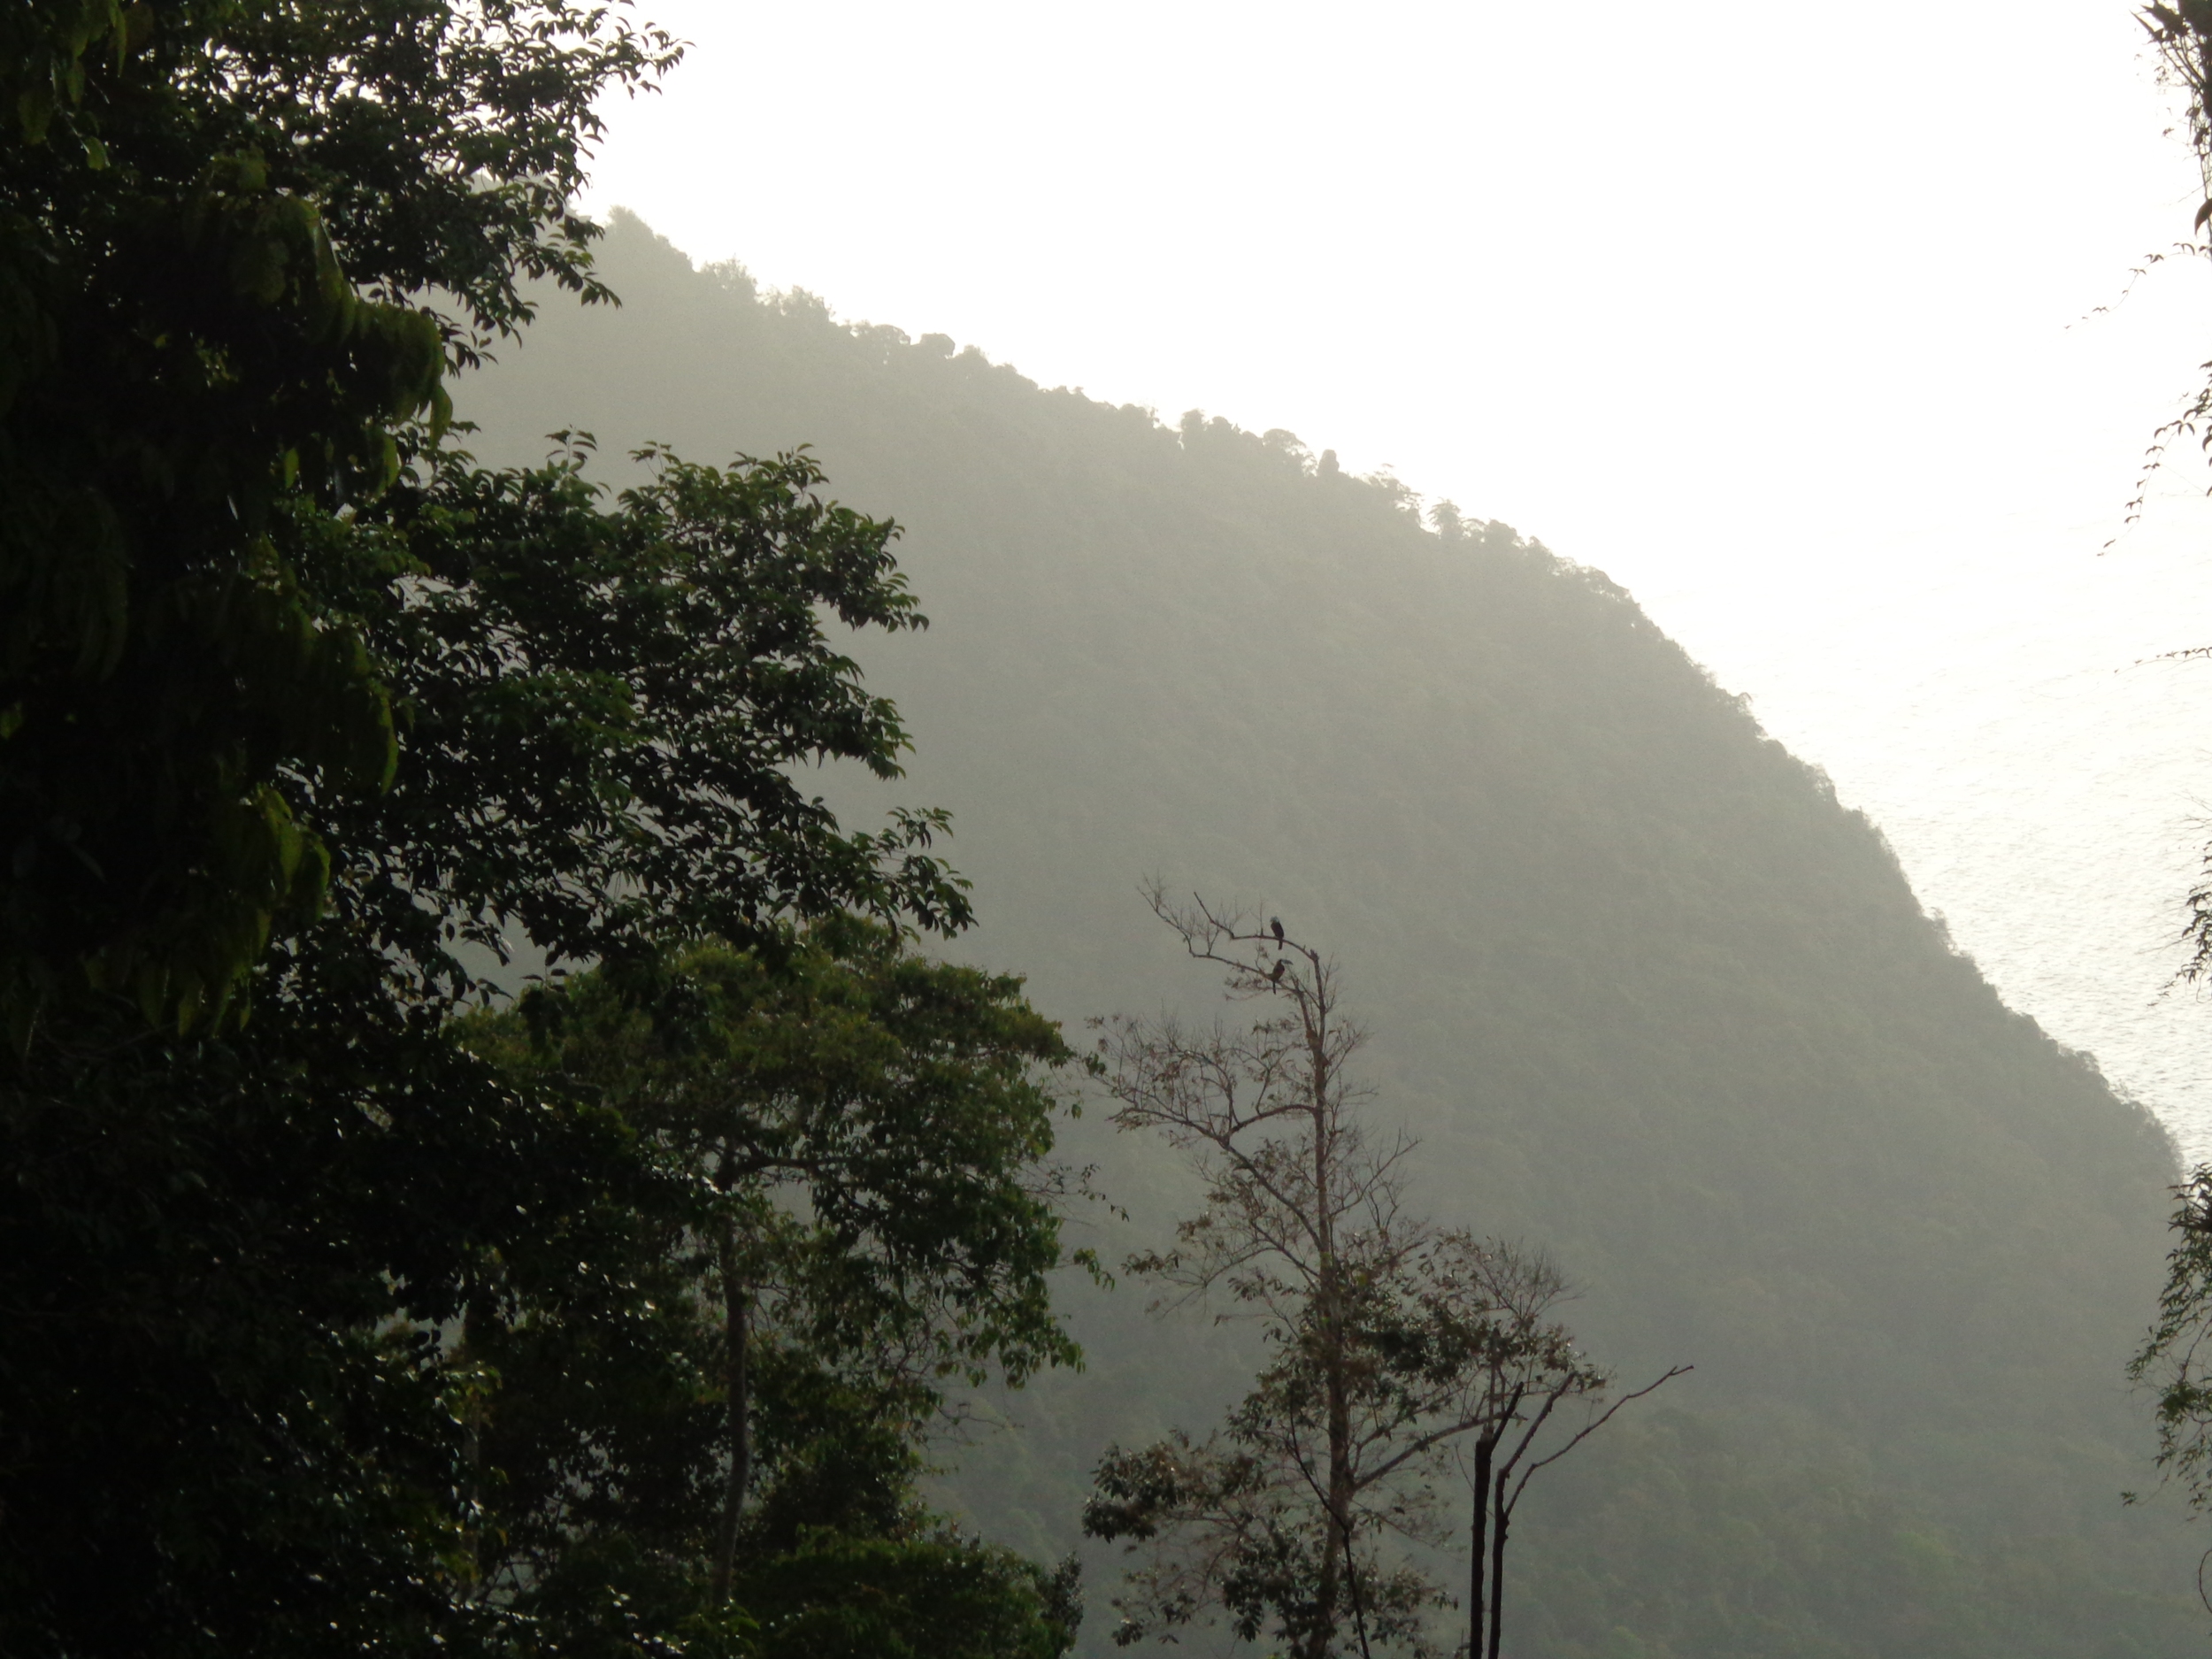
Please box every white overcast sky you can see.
[581,0,2208,592]
[576,0,2212,1152]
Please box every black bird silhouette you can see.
[1270,916,1286,945]
[1269,959,1286,985]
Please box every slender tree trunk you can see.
[1309,1023,1348,1659]
[709,1229,750,1606]
[1306,1262,1347,1659]
[1310,1545,1340,1659]
[1335,1457,1372,1656]
[1486,1466,1510,1659]
[1467,1434,1495,1659]
[1324,1310,1354,1616]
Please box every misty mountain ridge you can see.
[460,211,2200,1657]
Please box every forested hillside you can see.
[463,214,2200,1656]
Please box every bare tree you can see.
[1431,1240,1687,1659]
[1083,887,1681,1658]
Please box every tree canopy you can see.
[0,8,1084,1655]
[0,424,1054,1656]
[453,924,1087,1652]
[0,0,676,1033]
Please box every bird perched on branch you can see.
[1269,959,1286,985]
[1270,916,1285,945]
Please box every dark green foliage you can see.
[4,11,1087,1655]
[0,949,650,1656]
[442,928,1089,1659]
[482,920,1082,1381]
[0,433,997,1657]
[0,0,675,1031]
[310,438,972,982]
[462,216,2199,1655]
[453,926,1086,1610]
[740,1360,923,1551]
[738,1532,1079,1659]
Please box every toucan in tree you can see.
[1270,916,1286,945]
[1269,959,1286,985]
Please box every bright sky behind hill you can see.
[578,0,2212,1156]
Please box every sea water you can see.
[1632,488,2212,1165]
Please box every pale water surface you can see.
[1632,490,2212,1164]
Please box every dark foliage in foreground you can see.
[0,425,1081,1655]
[4,12,1092,1653]
[1,0,677,1033]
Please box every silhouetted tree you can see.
[1433,1245,1684,1659]
[1083,888,1676,1657]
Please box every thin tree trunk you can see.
[1343,1486,1375,1659]
[1467,1434,1495,1659]
[1309,1013,1345,1659]
[1310,1566,1338,1659]
[1325,1335,1356,1657]
[709,1232,750,1606]
[1307,1289,1346,1659]
[1486,1463,1510,1659]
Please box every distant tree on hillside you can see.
[1082,888,1677,1658]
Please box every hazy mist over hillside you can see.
[577,0,2212,1159]
[437,5,2212,1647]
[34,4,2212,1655]
[459,212,2207,1655]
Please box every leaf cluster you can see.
[484,923,1083,1402]
[0,0,676,1033]
[305,436,972,995]
[736,1531,1079,1659]
[2130,1166,2212,1508]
